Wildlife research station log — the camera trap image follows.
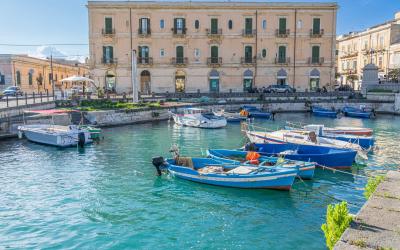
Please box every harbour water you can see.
[1,113,399,249]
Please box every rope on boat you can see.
[319,165,368,178]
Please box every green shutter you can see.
[176,46,183,58]
[245,46,252,60]
[105,17,112,33]
[103,46,106,61]
[174,18,177,31]
[278,46,286,62]
[312,46,320,63]
[138,46,142,58]
[279,18,286,33]
[313,18,320,34]
[182,19,186,31]
[109,46,113,60]
[211,19,218,33]
[245,18,252,33]
[211,46,218,59]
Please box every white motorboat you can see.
[18,124,92,147]
[214,109,246,122]
[171,108,227,128]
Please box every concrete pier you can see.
[335,171,400,250]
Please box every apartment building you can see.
[0,54,89,93]
[88,1,337,93]
[337,11,400,89]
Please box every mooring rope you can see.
[319,165,368,178]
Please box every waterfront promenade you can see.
[335,171,400,250]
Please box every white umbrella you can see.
[60,75,94,83]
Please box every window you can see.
[297,20,303,29]
[262,19,267,30]
[173,18,186,34]
[211,46,218,63]
[195,20,200,29]
[312,18,320,34]
[105,17,113,34]
[379,37,384,48]
[194,48,200,58]
[279,18,287,34]
[244,46,253,62]
[160,49,165,57]
[16,71,21,85]
[353,60,357,70]
[228,20,233,30]
[262,49,267,58]
[176,46,184,63]
[311,45,320,63]
[139,18,150,34]
[364,40,368,50]
[211,18,218,34]
[278,46,286,63]
[0,72,4,85]
[102,46,114,63]
[245,18,253,34]
[28,71,33,85]
[138,46,149,63]
[160,19,165,29]
[48,73,52,84]
[378,57,383,67]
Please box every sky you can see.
[0,0,399,61]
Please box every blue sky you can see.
[0,0,398,59]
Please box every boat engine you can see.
[78,132,86,148]
[152,156,167,176]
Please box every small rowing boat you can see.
[214,109,247,122]
[151,156,297,190]
[171,108,227,128]
[342,106,375,119]
[240,105,272,119]
[311,106,337,118]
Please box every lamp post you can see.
[131,49,138,103]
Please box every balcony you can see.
[242,29,256,37]
[207,57,222,67]
[241,57,257,66]
[275,57,290,65]
[102,58,118,65]
[308,57,325,65]
[275,29,290,38]
[206,28,222,38]
[340,52,358,59]
[171,28,187,37]
[138,28,151,37]
[310,29,324,38]
[137,57,153,66]
[102,28,115,37]
[171,57,188,67]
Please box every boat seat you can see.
[176,157,194,169]
[227,166,254,175]
[198,166,224,174]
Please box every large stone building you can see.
[88,1,337,94]
[336,11,400,89]
[0,54,89,94]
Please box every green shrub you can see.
[364,176,385,199]
[321,201,352,250]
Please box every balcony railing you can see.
[171,28,187,36]
[241,57,257,65]
[102,28,115,36]
[340,52,358,59]
[138,28,151,37]
[207,57,222,67]
[275,57,290,64]
[310,29,324,38]
[206,28,223,37]
[137,57,153,65]
[308,57,325,65]
[102,58,118,65]
[242,29,256,37]
[171,57,188,66]
[275,29,290,38]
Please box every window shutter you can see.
[312,46,320,62]
[313,18,320,33]
[174,18,177,30]
[103,46,106,61]
[139,18,142,32]
[147,18,150,32]
[109,46,114,60]
[138,46,142,58]
[182,18,186,30]
[279,18,286,32]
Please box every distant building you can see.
[0,54,89,93]
[87,1,337,93]
[336,11,400,89]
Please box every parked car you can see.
[334,84,353,91]
[264,84,296,93]
[2,86,23,96]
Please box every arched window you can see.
[194,20,200,29]
[16,70,21,85]
[309,68,320,91]
[160,19,165,29]
[243,69,253,92]
[28,69,34,85]
[228,20,233,30]
[262,49,267,58]
[262,19,267,30]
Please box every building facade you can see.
[88,1,337,94]
[0,54,89,94]
[336,11,400,89]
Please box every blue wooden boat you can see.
[207,149,315,179]
[241,105,272,119]
[311,106,337,118]
[151,156,297,190]
[243,143,357,169]
[318,133,374,150]
[342,106,375,119]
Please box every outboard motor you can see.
[78,132,86,148]
[245,142,258,152]
[152,156,166,176]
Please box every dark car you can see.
[264,84,296,93]
[2,86,23,96]
[334,84,353,91]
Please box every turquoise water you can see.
[1,113,399,249]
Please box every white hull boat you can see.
[171,108,227,128]
[18,124,92,147]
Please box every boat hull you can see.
[312,108,337,118]
[342,107,373,119]
[173,114,227,128]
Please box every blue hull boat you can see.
[321,134,374,150]
[244,143,357,169]
[207,149,315,179]
[241,105,272,119]
[312,106,337,118]
[342,106,374,119]
[152,156,297,190]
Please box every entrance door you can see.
[140,70,151,94]
[105,71,116,92]
[209,78,219,92]
[310,78,320,91]
[175,71,185,93]
[277,78,286,85]
[243,79,253,92]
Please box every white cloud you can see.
[29,46,86,63]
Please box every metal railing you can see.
[0,90,54,109]
[276,29,290,37]
[171,57,188,66]
[308,57,325,65]
[310,29,324,38]
[138,28,151,36]
[241,57,257,65]
[137,57,153,65]
[242,29,256,37]
[102,58,118,64]
[206,28,222,37]
[102,28,115,36]
[207,57,222,67]
[171,28,187,36]
[275,57,290,64]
